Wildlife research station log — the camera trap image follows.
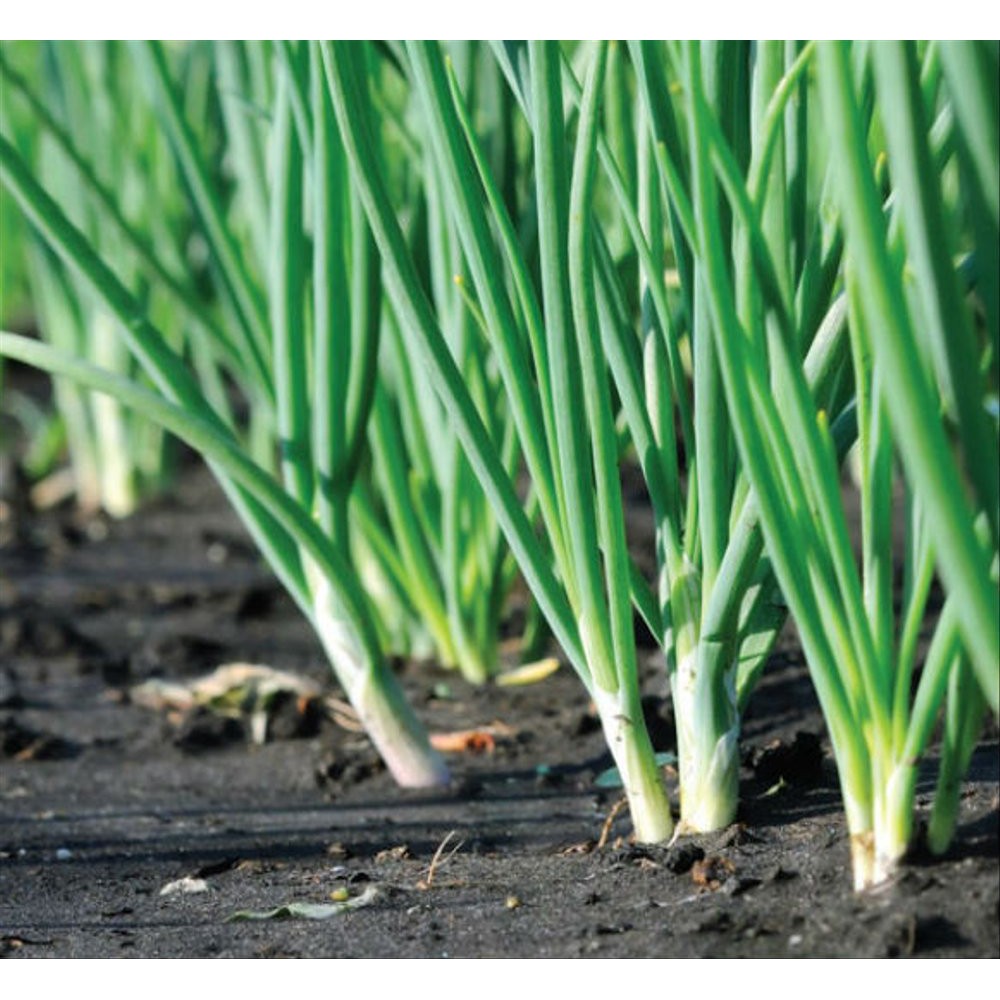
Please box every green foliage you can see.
[2,41,994,888]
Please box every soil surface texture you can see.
[1,456,997,959]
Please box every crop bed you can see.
[1,461,996,959]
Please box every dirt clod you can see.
[691,855,737,891]
[265,691,323,741]
[172,707,244,751]
[665,842,705,874]
[314,746,384,791]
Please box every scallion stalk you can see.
[0,43,450,788]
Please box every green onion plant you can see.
[338,39,857,838]
[602,40,851,832]
[346,45,528,681]
[1,40,449,787]
[0,42,201,514]
[328,40,678,840]
[2,40,994,890]
[677,39,997,888]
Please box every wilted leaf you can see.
[226,885,379,921]
[160,876,210,896]
[430,729,495,753]
[374,845,412,863]
[429,721,516,754]
[134,663,320,712]
[496,657,560,687]
[132,664,323,744]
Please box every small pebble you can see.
[665,842,705,874]
[206,542,228,564]
[505,894,521,910]
[85,520,109,542]
[789,934,803,947]
[55,848,73,861]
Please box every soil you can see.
[0,430,997,958]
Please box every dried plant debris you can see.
[374,845,414,863]
[226,885,380,922]
[429,722,517,754]
[132,663,323,745]
[495,657,560,687]
[416,831,464,889]
[691,855,737,891]
[159,876,210,896]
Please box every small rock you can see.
[665,842,705,874]
[314,748,384,791]
[596,922,633,935]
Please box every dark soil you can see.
[0,458,997,959]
